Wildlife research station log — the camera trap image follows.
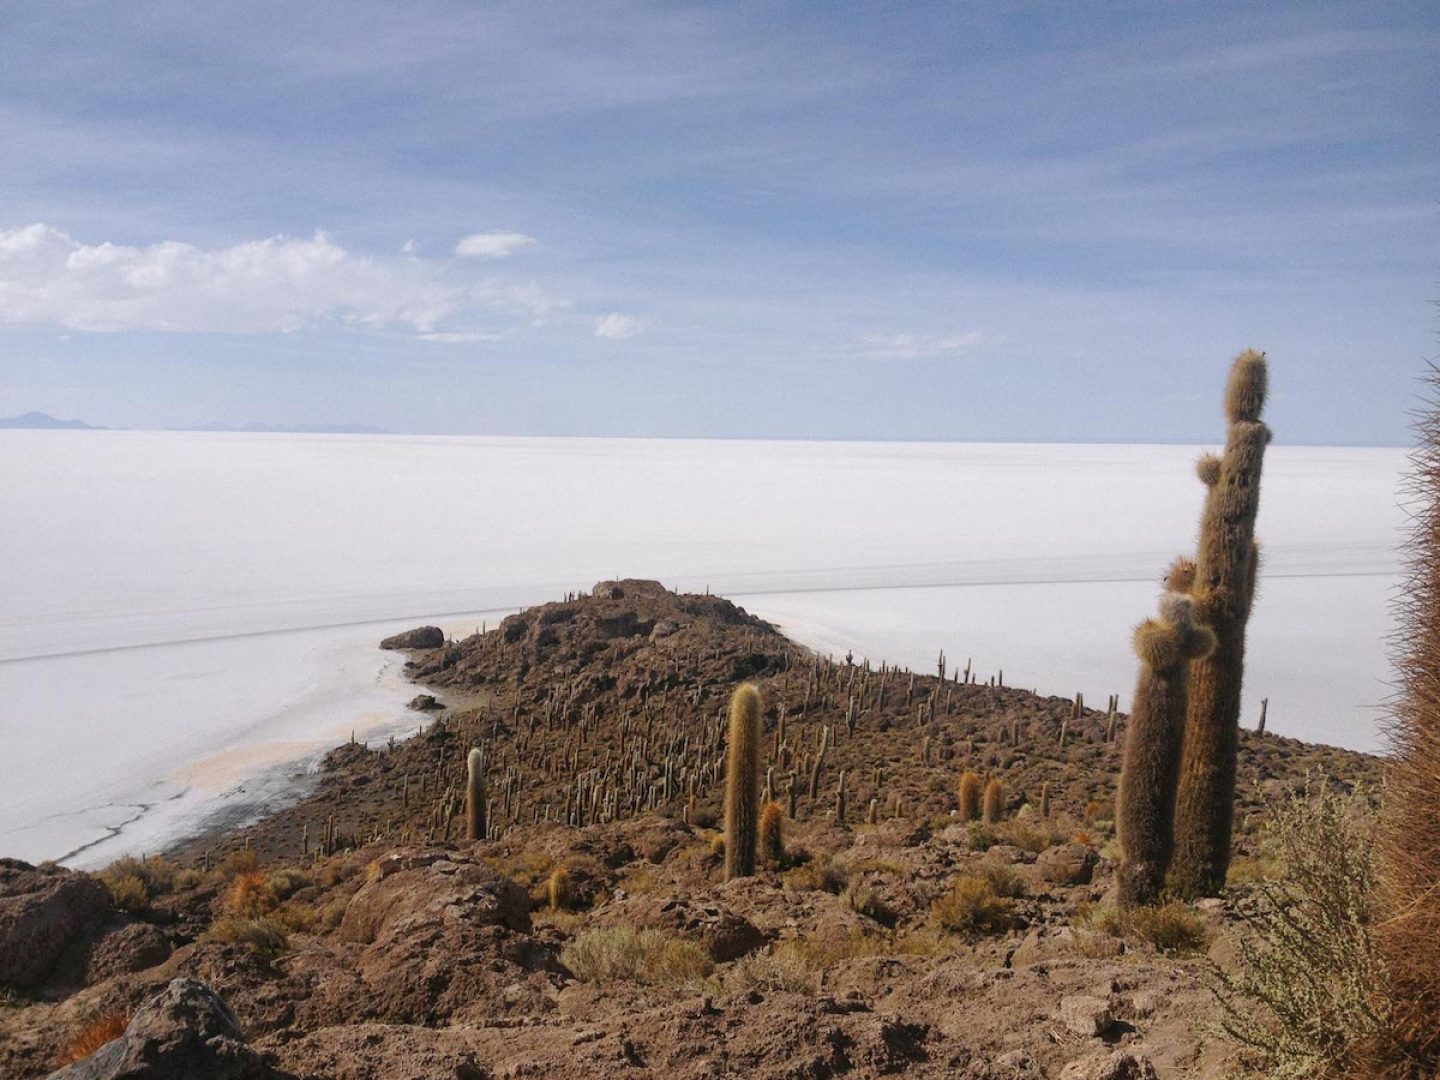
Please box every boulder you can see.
[406,694,444,711]
[47,977,275,1079]
[81,920,172,984]
[380,626,445,650]
[1058,1050,1159,1080]
[1035,843,1099,886]
[0,859,110,988]
[340,851,531,946]
[1059,994,1115,1037]
[589,894,765,962]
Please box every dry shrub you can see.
[714,947,816,995]
[267,867,313,900]
[98,855,181,912]
[979,859,1026,899]
[217,848,259,879]
[224,870,278,917]
[57,1011,128,1065]
[1215,778,1391,1079]
[560,928,712,985]
[104,874,150,914]
[782,854,848,894]
[1075,901,1209,956]
[931,876,1015,938]
[843,881,898,926]
[208,916,289,962]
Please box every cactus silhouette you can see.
[1116,590,1215,907]
[1171,350,1270,898]
[724,683,763,880]
[760,801,784,866]
[958,771,983,822]
[982,777,1004,824]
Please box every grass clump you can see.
[98,855,185,912]
[782,854,848,894]
[208,916,290,962]
[57,1011,129,1065]
[1074,901,1209,956]
[931,876,1016,938]
[1214,778,1391,1079]
[561,928,713,985]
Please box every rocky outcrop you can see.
[0,860,110,988]
[47,978,275,1079]
[587,894,766,962]
[380,626,445,650]
[338,850,530,946]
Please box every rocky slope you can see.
[0,581,1378,1079]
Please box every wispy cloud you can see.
[417,330,503,344]
[856,331,999,361]
[593,312,645,340]
[455,232,536,259]
[0,224,559,334]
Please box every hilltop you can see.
[0,581,1377,1079]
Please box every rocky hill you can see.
[0,581,1378,1079]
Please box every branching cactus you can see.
[1116,589,1215,907]
[724,683,763,880]
[465,748,486,841]
[1171,350,1270,898]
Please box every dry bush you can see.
[98,854,182,911]
[931,876,1015,938]
[224,870,278,917]
[782,854,848,894]
[979,859,1026,899]
[713,947,816,995]
[104,874,150,914]
[843,881,898,926]
[1215,778,1390,1079]
[216,848,260,879]
[1074,901,1209,956]
[267,867,313,900]
[208,916,290,962]
[57,1011,128,1065]
[560,928,712,985]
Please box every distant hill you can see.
[180,421,390,434]
[0,411,101,430]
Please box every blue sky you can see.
[0,2,1434,443]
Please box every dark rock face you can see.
[405,694,443,711]
[0,859,110,988]
[46,978,276,1079]
[380,626,445,650]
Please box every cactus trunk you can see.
[1170,350,1269,898]
[724,684,763,880]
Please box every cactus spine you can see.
[465,747,486,841]
[1116,585,1215,907]
[1170,350,1270,898]
[724,683,763,880]
[958,770,982,821]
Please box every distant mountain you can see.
[177,421,390,435]
[0,411,102,430]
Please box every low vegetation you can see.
[560,927,713,985]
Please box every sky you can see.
[0,1,1435,444]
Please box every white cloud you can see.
[0,223,560,334]
[857,331,999,361]
[417,330,503,344]
[455,231,536,259]
[402,239,419,254]
[593,312,645,340]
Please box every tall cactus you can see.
[724,683,763,880]
[1375,371,1440,1070]
[1116,584,1215,907]
[465,747,486,841]
[1170,350,1270,897]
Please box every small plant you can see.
[931,876,1015,938]
[104,873,150,913]
[1214,778,1390,1079]
[224,870,278,917]
[208,916,290,962]
[560,928,713,985]
[782,854,848,894]
[714,947,815,995]
[56,1011,128,1065]
[1074,900,1209,956]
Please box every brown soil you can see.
[0,580,1379,1079]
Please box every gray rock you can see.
[1035,843,1100,886]
[1059,993,1115,1037]
[0,859,110,988]
[380,625,445,650]
[47,977,275,1078]
[1058,1050,1159,1080]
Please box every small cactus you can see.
[959,771,983,821]
[465,748,486,842]
[982,778,1004,824]
[724,684,763,880]
[760,801,785,865]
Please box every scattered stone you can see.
[1059,994,1115,1037]
[1035,843,1100,886]
[1058,1049,1159,1079]
[406,694,444,711]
